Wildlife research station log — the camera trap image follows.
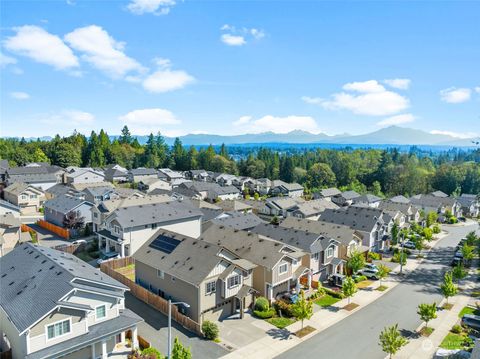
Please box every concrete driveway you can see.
[125,293,227,358]
[28,223,72,247]
[276,221,480,359]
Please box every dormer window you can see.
[326,247,334,258]
[95,305,106,320]
[46,319,71,340]
[278,263,288,274]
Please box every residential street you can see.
[125,293,228,358]
[277,222,479,359]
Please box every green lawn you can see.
[440,333,467,350]
[267,317,295,329]
[314,294,340,307]
[458,306,480,318]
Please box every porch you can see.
[97,230,129,257]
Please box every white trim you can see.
[45,318,72,342]
[278,263,288,274]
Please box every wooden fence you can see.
[53,243,83,254]
[0,350,12,359]
[101,258,202,335]
[37,219,70,239]
[21,224,35,233]
[299,276,319,289]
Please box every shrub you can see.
[202,320,219,340]
[354,275,367,283]
[432,224,441,234]
[368,252,381,261]
[253,309,275,319]
[254,297,269,312]
[324,287,345,299]
[141,347,163,359]
[451,324,463,334]
[273,300,295,317]
[449,217,458,224]
[392,252,407,265]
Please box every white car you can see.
[402,241,416,250]
[359,268,379,280]
[72,239,87,245]
[364,263,379,272]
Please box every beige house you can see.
[3,182,45,214]
[0,243,143,359]
[0,214,31,257]
[134,229,257,323]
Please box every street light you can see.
[168,299,190,359]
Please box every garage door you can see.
[203,301,234,322]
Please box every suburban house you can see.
[250,223,344,284]
[215,199,253,213]
[138,178,172,193]
[315,187,342,201]
[3,183,45,214]
[389,195,411,204]
[378,201,421,223]
[0,199,21,217]
[319,206,390,251]
[231,176,253,192]
[0,243,143,359]
[202,225,306,303]
[431,190,449,198]
[263,197,305,217]
[352,194,382,208]
[0,159,9,183]
[157,168,184,183]
[286,198,339,220]
[96,201,203,257]
[43,195,94,229]
[6,163,64,190]
[215,174,237,187]
[128,168,158,183]
[82,186,119,203]
[246,178,272,195]
[0,214,30,256]
[209,212,266,231]
[186,169,209,182]
[65,168,105,185]
[332,190,361,207]
[457,194,480,218]
[103,164,129,183]
[133,229,257,322]
[410,194,462,218]
[280,217,365,261]
[178,182,241,202]
[270,180,304,198]
[45,184,81,200]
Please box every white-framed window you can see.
[21,195,27,200]
[205,280,216,294]
[93,212,98,218]
[227,275,241,288]
[312,252,319,261]
[157,269,164,279]
[30,194,37,199]
[114,225,121,234]
[95,305,106,320]
[278,263,288,274]
[46,319,71,340]
[326,247,334,258]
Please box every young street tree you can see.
[417,303,437,330]
[347,250,366,275]
[377,264,391,287]
[440,271,457,305]
[461,244,475,266]
[379,324,408,359]
[342,276,357,305]
[172,337,191,359]
[452,263,467,283]
[292,290,313,330]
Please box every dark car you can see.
[461,314,480,331]
[403,241,416,250]
[328,273,345,287]
[458,217,467,222]
[451,257,463,267]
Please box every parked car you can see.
[461,314,480,331]
[458,217,466,222]
[403,241,416,250]
[364,263,379,272]
[359,268,379,280]
[72,239,87,245]
[451,257,463,267]
[96,251,119,265]
[328,273,345,287]
[455,251,464,259]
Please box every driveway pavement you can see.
[125,293,227,358]
[276,221,479,359]
[28,223,72,247]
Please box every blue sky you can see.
[1,0,479,138]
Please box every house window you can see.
[21,195,27,200]
[206,281,216,294]
[46,319,71,340]
[151,223,158,229]
[114,225,120,234]
[30,194,37,199]
[278,263,288,274]
[94,212,98,218]
[157,269,164,279]
[326,247,334,258]
[96,305,106,320]
[227,275,241,288]
[312,252,319,261]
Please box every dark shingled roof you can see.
[44,195,93,215]
[0,243,127,333]
[210,212,266,230]
[319,206,385,233]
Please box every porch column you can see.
[101,340,107,359]
[307,272,312,288]
[239,298,244,319]
[120,243,125,258]
[91,343,96,359]
[132,327,139,350]
[98,235,102,251]
[105,239,110,253]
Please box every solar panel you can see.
[149,235,181,254]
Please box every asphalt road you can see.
[125,293,228,358]
[277,222,480,359]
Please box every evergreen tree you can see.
[119,125,132,145]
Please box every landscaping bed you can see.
[116,264,136,281]
[458,305,480,318]
[294,325,315,338]
[443,303,454,310]
[343,303,359,311]
[440,325,474,351]
[419,327,434,337]
[376,285,388,292]
[356,280,373,289]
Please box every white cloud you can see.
[343,80,385,93]
[0,53,17,67]
[3,25,79,70]
[430,130,478,139]
[440,87,471,103]
[250,28,265,40]
[221,34,246,46]
[127,0,175,15]
[119,108,180,134]
[142,69,194,93]
[377,113,415,127]
[65,25,144,79]
[475,86,480,94]
[10,91,30,100]
[384,78,411,90]
[40,109,94,126]
[304,80,409,116]
[232,115,320,134]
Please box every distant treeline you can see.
[1,126,479,197]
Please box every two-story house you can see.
[286,198,339,220]
[0,214,30,257]
[332,190,361,207]
[97,201,202,257]
[457,194,479,218]
[134,229,257,322]
[103,164,129,183]
[270,180,304,198]
[378,201,421,224]
[65,168,106,186]
[43,195,94,229]
[128,168,158,183]
[6,164,64,190]
[410,194,462,218]
[0,243,143,359]
[3,182,46,214]
[202,225,305,303]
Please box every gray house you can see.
[0,243,142,359]
[43,195,94,228]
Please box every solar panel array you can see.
[149,234,181,254]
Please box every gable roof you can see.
[431,190,449,198]
[44,195,93,214]
[320,206,385,232]
[319,188,342,197]
[4,182,44,196]
[339,190,361,200]
[0,243,127,333]
[0,199,20,212]
[209,211,266,230]
[129,168,158,176]
[216,199,253,212]
[389,195,410,204]
[289,199,339,216]
[353,194,382,204]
